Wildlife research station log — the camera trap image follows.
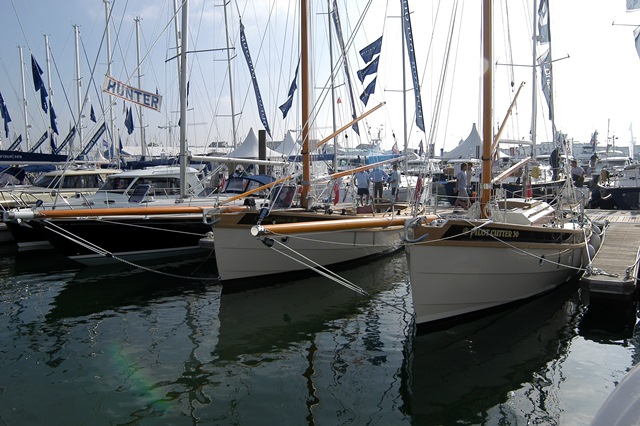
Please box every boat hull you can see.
[39,215,213,265]
[405,219,585,328]
[213,210,407,282]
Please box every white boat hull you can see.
[214,213,406,281]
[406,243,583,326]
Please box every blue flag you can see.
[359,77,377,106]
[31,55,44,92]
[40,86,48,113]
[90,105,96,122]
[357,56,379,83]
[49,102,58,135]
[538,0,550,44]
[119,135,123,152]
[401,0,425,132]
[50,133,57,153]
[0,91,11,138]
[359,36,382,63]
[240,22,271,137]
[125,107,134,135]
[279,61,299,119]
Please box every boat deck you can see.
[581,209,640,300]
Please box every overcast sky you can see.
[0,0,639,158]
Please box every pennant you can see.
[628,0,640,10]
[240,22,272,137]
[359,36,383,64]
[49,101,59,135]
[125,107,134,135]
[90,105,96,122]
[538,0,550,44]
[401,0,425,132]
[359,77,377,106]
[31,55,45,92]
[279,60,300,119]
[357,56,379,83]
[337,97,342,104]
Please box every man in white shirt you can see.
[354,168,371,205]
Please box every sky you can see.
[0,0,640,159]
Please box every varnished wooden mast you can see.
[301,0,310,209]
[480,0,493,218]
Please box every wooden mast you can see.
[480,0,493,218]
[301,0,311,209]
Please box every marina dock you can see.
[581,210,640,301]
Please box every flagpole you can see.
[135,16,147,159]
[18,46,30,151]
[74,24,83,156]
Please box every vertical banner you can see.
[538,50,554,121]
[401,0,425,132]
[240,22,271,138]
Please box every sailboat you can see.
[403,0,599,330]
[207,0,417,284]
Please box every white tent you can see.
[274,130,300,157]
[443,123,510,160]
[443,123,483,160]
[228,128,283,159]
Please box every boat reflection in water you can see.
[402,279,582,424]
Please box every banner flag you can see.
[240,22,272,137]
[77,122,106,158]
[357,56,379,83]
[55,126,76,154]
[103,75,162,112]
[29,131,48,153]
[537,49,554,120]
[359,36,383,64]
[279,60,300,119]
[359,77,377,106]
[401,0,425,132]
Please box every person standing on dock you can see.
[354,167,371,206]
[388,163,400,202]
[571,159,586,187]
[454,163,470,210]
[369,166,388,201]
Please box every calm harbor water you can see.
[0,246,638,425]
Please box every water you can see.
[0,247,638,425]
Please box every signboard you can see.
[102,75,162,112]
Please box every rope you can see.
[264,237,411,315]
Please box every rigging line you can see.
[269,238,369,296]
[269,237,413,315]
[94,217,210,237]
[427,0,458,149]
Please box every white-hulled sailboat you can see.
[404,0,599,330]
[206,0,418,284]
